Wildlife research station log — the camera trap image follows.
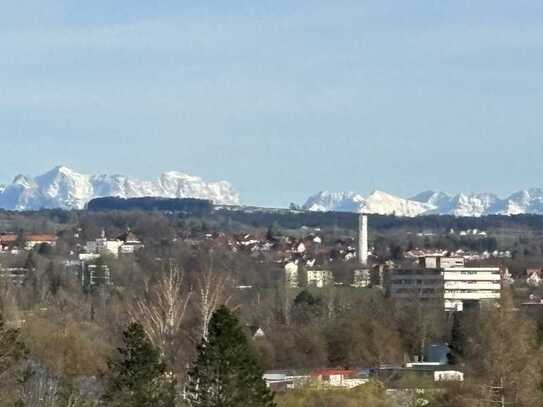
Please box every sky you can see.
[1,0,543,207]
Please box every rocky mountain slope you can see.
[0,166,240,210]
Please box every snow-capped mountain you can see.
[0,166,240,210]
[303,189,543,217]
[304,191,431,217]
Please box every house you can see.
[0,234,17,251]
[284,262,299,288]
[24,234,58,250]
[85,231,123,257]
[527,269,543,287]
[247,325,266,339]
[85,229,143,258]
[263,371,310,392]
[434,371,464,382]
[307,270,333,288]
[311,369,368,389]
[352,269,371,288]
[116,231,145,254]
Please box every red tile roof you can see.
[0,234,18,243]
[25,234,58,242]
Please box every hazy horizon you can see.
[2,1,543,207]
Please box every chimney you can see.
[359,214,368,266]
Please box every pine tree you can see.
[102,322,176,407]
[186,306,276,407]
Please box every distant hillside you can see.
[87,196,213,214]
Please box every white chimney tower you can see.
[359,214,368,266]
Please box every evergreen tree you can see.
[0,313,27,404]
[102,322,176,407]
[187,306,275,407]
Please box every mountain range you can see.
[2,166,543,217]
[303,189,543,217]
[0,166,240,210]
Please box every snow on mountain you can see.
[304,190,431,216]
[363,191,431,216]
[303,191,365,212]
[0,166,240,210]
[304,189,543,217]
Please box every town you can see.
[0,202,541,406]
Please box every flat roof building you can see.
[443,267,501,312]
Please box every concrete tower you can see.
[359,214,368,265]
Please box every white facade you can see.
[434,371,464,382]
[423,256,465,269]
[352,269,371,288]
[97,239,123,257]
[307,270,333,288]
[284,262,299,288]
[440,257,465,269]
[443,267,501,311]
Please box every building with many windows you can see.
[389,258,502,311]
[442,267,501,311]
[389,268,443,300]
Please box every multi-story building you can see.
[390,258,502,311]
[307,270,333,288]
[420,256,465,269]
[352,269,371,288]
[442,267,501,311]
[85,230,144,258]
[81,263,112,289]
[389,268,443,300]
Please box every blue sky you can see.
[1,0,542,207]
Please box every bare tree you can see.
[195,255,233,342]
[130,262,192,361]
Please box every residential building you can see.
[352,269,371,288]
[24,234,58,250]
[81,263,112,289]
[284,262,299,288]
[443,267,501,312]
[263,371,310,392]
[311,369,369,389]
[85,230,144,258]
[307,270,333,288]
[116,231,145,254]
[0,234,17,251]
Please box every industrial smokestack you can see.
[359,214,368,265]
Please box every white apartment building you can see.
[307,270,334,288]
[442,267,501,311]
